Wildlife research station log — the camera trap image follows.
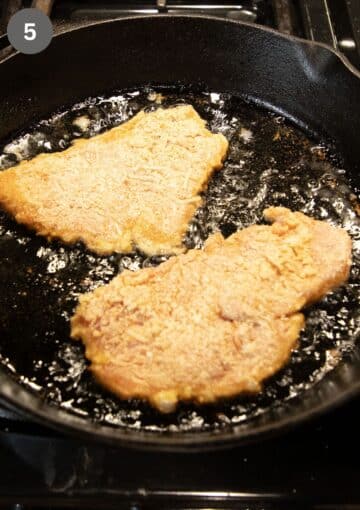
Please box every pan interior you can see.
[0,87,359,434]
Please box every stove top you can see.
[0,1,360,508]
[1,396,360,509]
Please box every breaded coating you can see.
[71,208,352,412]
[0,106,228,255]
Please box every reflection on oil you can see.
[0,87,359,433]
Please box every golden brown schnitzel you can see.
[71,207,352,412]
[0,106,228,255]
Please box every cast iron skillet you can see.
[0,15,360,451]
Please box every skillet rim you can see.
[0,14,359,450]
[1,357,360,451]
[1,13,360,80]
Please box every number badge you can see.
[7,8,53,55]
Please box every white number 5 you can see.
[24,22,36,41]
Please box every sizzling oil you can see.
[0,88,359,432]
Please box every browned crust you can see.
[0,106,228,255]
[71,208,352,413]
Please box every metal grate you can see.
[298,0,360,68]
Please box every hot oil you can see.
[0,88,359,432]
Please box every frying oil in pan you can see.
[0,88,359,432]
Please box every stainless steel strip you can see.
[69,4,257,22]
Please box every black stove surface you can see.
[0,396,360,509]
[0,0,360,508]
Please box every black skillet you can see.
[0,15,360,451]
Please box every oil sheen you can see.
[0,88,359,432]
